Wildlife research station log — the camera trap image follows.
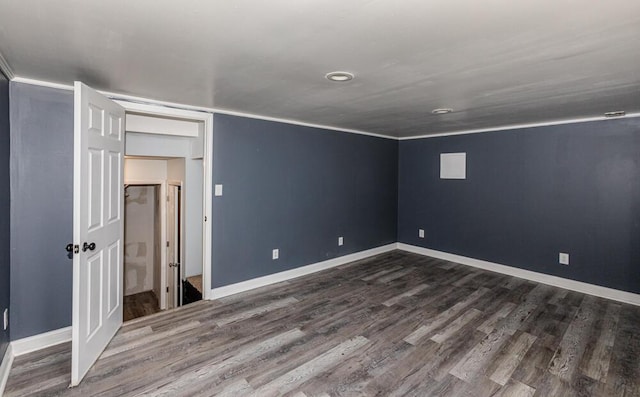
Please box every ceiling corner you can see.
[0,50,15,80]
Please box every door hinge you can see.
[166,241,169,247]
[166,287,169,293]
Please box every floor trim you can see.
[398,243,640,306]
[0,344,14,396]
[11,326,72,357]
[210,243,398,299]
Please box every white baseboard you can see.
[0,344,13,396]
[398,243,640,307]
[210,243,398,299]
[11,326,72,357]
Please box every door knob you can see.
[82,242,96,252]
[66,243,79,255]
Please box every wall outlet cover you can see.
[559,252,569,265]
[3,308,7,330]
[419,229,425,238]
[338,237,344,246]
[272,249,279,260]
[214,184,223,196]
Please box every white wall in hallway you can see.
[124,185,156,296]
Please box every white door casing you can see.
[71,82,125,386]
[116,100,213,301]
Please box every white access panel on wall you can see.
[71,82,125,386]
[440,152,466,179]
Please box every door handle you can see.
[169,262,180,268]
[82,242,96,252]
[66,243,79,256]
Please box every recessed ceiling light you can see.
[604,110,625,118]
[325,71,354,82]
[432,108,453,115]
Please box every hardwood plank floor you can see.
[5,250,640,396]
[123,290,161,322]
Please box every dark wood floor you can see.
[124,290,161,322]
[5,251,640,396]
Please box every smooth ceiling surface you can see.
[0,0,639,137]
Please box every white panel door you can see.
[71,82,125,386]
[167,185,178,309]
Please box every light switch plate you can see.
[338,237,344,246]
[272,249,279,260]
[419,229,425,238]
[3,308,7,331]
[214,184,223,196]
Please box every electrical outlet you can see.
[272,249,279,260]
[559,252,569,265]
[418,229,425,238]
[3,308,8,331]
[214,184,223,197]
[338,237,344,246]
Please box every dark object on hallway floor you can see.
[182,279,202,305]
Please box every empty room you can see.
[0,1,639,396]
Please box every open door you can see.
[167,184,180,309]
[71,82,125,386]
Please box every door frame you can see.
[116,101,213,301]
[123,180,168,309]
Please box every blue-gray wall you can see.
[9,83,74,339]
[6,85,398,338]
[7,82,640,339]
[212,114,398,287]
[0,71,10,361]
[398,118,640,293]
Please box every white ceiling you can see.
[1,0,639,138]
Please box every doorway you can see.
[123,184,162,321]
[123,157,203,321]
[72,82,213,385]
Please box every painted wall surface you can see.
[211,114,399,288]
[0,71,10,360]
[184,159,203,278]
[167,158,185,182]
[127,134,203,280]
[124,186,156,296]
[398,118,640,293]
[126,132,191,158]
[10,81,638,341]
[9,83,74,339]
[124,158,167,182]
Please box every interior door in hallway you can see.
[167,184,181,308]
